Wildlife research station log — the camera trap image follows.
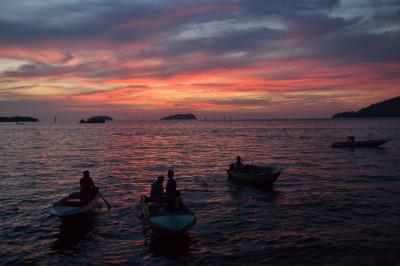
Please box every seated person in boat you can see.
[231,156,252,172]
[166,170,177,212]
[80,170,98,202]
[347,136,355,143]
[150,175,165,203]
[234,156,244,171]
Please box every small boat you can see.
[331,139,388,148]
[51,192,100,218]
[140,196,196,239]
[79,118,105,124]
[227,165,281,185]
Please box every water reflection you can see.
[1,120,399,265]
[228,177,275,191]
[51,214,97,253]
[145,234,194,258]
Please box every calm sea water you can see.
[0,119,399,265]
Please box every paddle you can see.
[98,190,111,210]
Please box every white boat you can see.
[227,165,281,185]
[140,196,196,239]
[51,192,100,218]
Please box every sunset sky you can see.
[0,0,399,121]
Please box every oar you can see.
[98,190,111,210]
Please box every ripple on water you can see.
[0,120,399,265]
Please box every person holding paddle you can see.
[80,170,98,202]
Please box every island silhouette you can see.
[0,116,39,122]
[160,113,197,120]
[79,116,113,123]
[332,96,400,118]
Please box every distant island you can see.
[160,113,197,120]
[0,116,39,122]
[332,96,400,118]
[80,115,113,123]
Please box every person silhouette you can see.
[165,170,177,212]
[150,175,165,203]
[80,170,98,202]
[234,156,244,171]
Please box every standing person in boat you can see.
[80,170,98,202]
[166,169,177,212]
[150,175,165,203]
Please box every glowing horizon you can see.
[0,1,399,121]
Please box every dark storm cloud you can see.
[0,1,241,46]
[0,1,166,44]
[237,0,340,16]
[289,14,360,39]
[1,55,246,85]
[1,0,400,78]
[1,62,95,78]
[137,1,400,65]
[320,31,400,63]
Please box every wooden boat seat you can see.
[63,198,86,207]
[62,193,96,207]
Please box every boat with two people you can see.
[141,170,196,239]
[140,195,196,239]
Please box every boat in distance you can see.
[227,165,281,185]
[331,139,388,148]
[140,196,196,239]
[51,192,100,217]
